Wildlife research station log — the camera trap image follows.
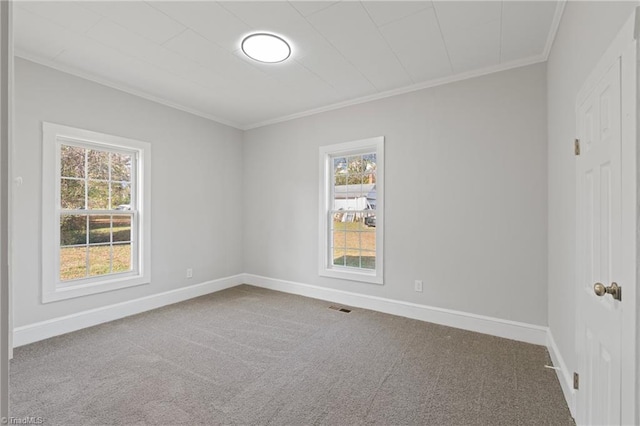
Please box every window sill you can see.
[42,274,150,303]
[319,267,383,285]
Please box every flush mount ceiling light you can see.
[241,33,291,63]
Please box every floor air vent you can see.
[329,305,352,313]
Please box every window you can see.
[42,123,151,302]
[319,136,384,284]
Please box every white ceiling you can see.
[14,1,564,129]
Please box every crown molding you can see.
[543,0,567,60]
[14,50,244,130]
[17,21,558,133]
[243,54,546,130]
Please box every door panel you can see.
[576,58,621,426]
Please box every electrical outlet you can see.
[414,280,423,292]
[186,268,193,279]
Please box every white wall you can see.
[12,58,243,327]
[546,0,638,381]
[243,63,548,326]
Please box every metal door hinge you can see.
[574,139,581,156]
[573,372,579,390]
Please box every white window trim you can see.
[318,136,384,285]
[42,122,151,303]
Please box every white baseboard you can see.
[13,274,244,348]
[244,274,576,414]
[547,330,577,418]
[14,271,575,417]
[242,274,548,346]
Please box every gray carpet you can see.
[10,285,574,425]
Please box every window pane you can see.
[361,228,376,253]
[112,182,131,209]
[344,231,360,252]
[60,145,85,178]
[112,215,131,242]
[89,245,111,276]
[364,172,375,185]
[111,152,132,182]
[363,153,376,178]
[360,251,376,270]
[330,218,376,270]
[352,172,367,186]
[60,246,87,281]
[344,249,361,268]
[332,247,346,267]
[60,215,87,246]
[363,153,377,209]
[346,155,365,182]
[333,157,347,186]
[87,150,109,180]
[333,189,345,212]
[60,178,85,209]
[89,215,111,244]
[332,230,346,249]
[88,180,109,209]
[112,243,132,273]
[333,220,348,231]
[364,211,376,228]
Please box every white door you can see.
[575,58,622,425]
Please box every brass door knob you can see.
[593,282,622,301]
